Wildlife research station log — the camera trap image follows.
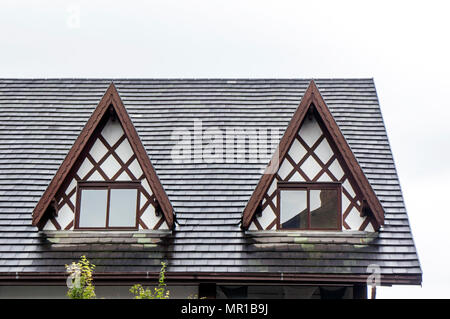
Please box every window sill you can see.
[39,229,172,237]
[245,229,378,238]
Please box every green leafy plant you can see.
[65,255,96,299]
[130,262,170,299]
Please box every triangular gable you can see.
[242,80,384,230]
[32,83,174,229]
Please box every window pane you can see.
[108,188,137,227]
[79,189,107,228]
[280,190,307,229]
[310,189,339,229]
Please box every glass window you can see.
[279,184,340,230]
[310,189,338,229]
[109,189,138,227]
[76,183,139,229]
[79,189,108,228]
[280,190,307,229]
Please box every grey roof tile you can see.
[0,79,421,282]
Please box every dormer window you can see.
[278,182,341,230]
[75,181,140,230]
[244,82,384,232]
[33,84,174,231]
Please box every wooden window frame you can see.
[277,182,342,231]
[74,181,141,230]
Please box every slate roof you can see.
[0,79,421,285]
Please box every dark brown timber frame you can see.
[242,80,385,230]
[32,83,174,228]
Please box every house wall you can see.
[0,284,365,299]
[250,115,375,231]
[43,118,168,231]
[216,285,356,299]
[0,285,198,299]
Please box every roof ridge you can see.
[0,77,375,81]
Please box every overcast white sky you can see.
[1,0,449,298]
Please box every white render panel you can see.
[278,159,293,181]
[365,222,375,232]
[298,117,322,147]
[314,138,333,164]
[342,192,351,212]
[272,195,277,210]
[248,222,258,231]
[128,159,143,179]
[287,139,306,163]
[87,170,103,181]
[115,139,133,163]
[300,156,321,178]
[345,207,364,229]
[140,204,158,229]
[142,179,153,196]
[89,139,108,163]
[158,220,169,230]
[69,193,76,207]
[140,194,147,210]
[101,119,124,146]
[328,159,344,180]
[267,179,277,197]
[100,155,121,179]
[343,179,356,198]
[289,171,305,182]
[259,205,276,229]
[115,170,132,181]
[55,204,73,230]
[67,179,77,195]
[43,220,57,231]
[317,172,332,182]
[77,158,93,179]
